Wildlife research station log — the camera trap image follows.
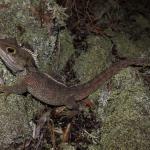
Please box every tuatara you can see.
[0,38,149,111]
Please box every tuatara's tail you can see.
[71,58,150,100]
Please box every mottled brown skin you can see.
[0,38,150,110]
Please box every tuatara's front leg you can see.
[0,80,27,95]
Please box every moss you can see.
[50,29,75,72]
[113,33,141,57]
[133,14,150,29]
[59,143,75,150]
[88,145,102,150]
[100,68,150,150]
[74,35,112,82]
[113,32,150,58]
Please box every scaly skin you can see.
[0,38,150,110]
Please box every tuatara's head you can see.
[0,38,37,74]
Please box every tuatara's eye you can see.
[6,47,16,54]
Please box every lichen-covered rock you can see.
[100,68,150,150]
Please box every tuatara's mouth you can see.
[0,48,24,74]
